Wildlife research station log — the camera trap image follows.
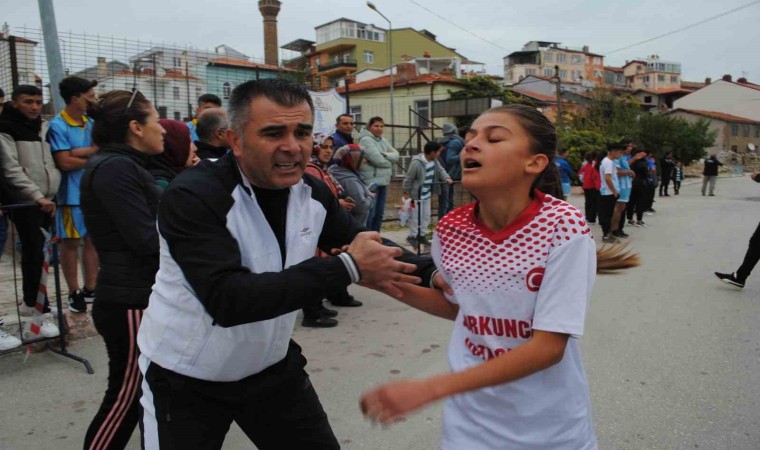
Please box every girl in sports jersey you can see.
[360,105,637,449]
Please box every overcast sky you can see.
[6,0,760,82]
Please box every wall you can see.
[674,80,760,121]
[205,65,280,107]
[0,40,37,90]
[667,111,760,155]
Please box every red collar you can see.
[470,190,546,244]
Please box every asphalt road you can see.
[1,175,759,450]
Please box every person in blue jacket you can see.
[438,123,463,219]
[555,149,575,198]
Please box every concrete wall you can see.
[674,80,760,121]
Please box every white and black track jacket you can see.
[137,153,433,381]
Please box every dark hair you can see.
[620,138,633,146]
[367,116,384,128]
[59,76,97,104]
[87,90,152,146]
[228,79,314,135]
[558,148,569,156]
[607,141,626,151]
[336,114,353,124]
[484,104,562,199]
[196,108,228,142]
[12,85,42,100]
[197,93,222,106]
[584,151,597,163]
[0,87,5,98]
[423,141,442,155]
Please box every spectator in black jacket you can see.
[702,154,723,196]
[80,89,165,449]
[195,107,229,160]
[715,172,760,288]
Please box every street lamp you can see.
[367,1,395,147]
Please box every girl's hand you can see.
[360,378,438,424]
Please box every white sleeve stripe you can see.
[338,253,361,283]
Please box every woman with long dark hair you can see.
[81,90,165,450]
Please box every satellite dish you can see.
[749,143,757,151]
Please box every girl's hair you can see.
[594,150,607,174]
[483,105,640,274]
[484,105,563,199]
[88,90,152,146]
[367,116,384,128]
[584,151,597,163]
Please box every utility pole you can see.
[38,0,65,113]
[554,64,563,129]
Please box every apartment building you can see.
[503,41,604,86]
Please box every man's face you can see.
[14,94,43,121]
[228,96,313,189]
[609,150,622,160]
[337,116,355,135]
[195,101,219,117]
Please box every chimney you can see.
[582,45,589,53]
[97,57,107,78]
[396,63,417,83]
[737,77,748,84]
[722,74,732,82]
[705,77,711,85]
[258,0,282,66]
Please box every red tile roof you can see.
[337,73,462,94]
[0,35,37,44]
[110,68,201,81]
[680,81,706,91]
[669,108,760,125]
[604,66,624,73]
[735,80,760,92]
[634,87,692,95]
[513,89,556,102]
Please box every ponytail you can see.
[532,161,564,200]
[597,243,640,273]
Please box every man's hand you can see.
[347,232,420,286]
[37,198,56,215]
[445,179,454,185]
[339,198,355,211]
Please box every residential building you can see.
[667,108,760,154]
[511,74,590,97]
[71,57,130,81]
[130,45,249,73]
[603,66,626,88]
[282,18,468,90]
[673,75,760,122]
[203,57,301,107]
[622,56,682,91]
[503,41,604,86]
[94,68,204,121]
[336,63,464,174]
[0,29,41,92]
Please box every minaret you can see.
[258,0,281,66]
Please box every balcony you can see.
[317,58,358,75]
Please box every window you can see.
[594,69,602,78]
[571,55,581,64]
[572,70,582,80]
[349,105,362,124]
[743,124,750,137]
[544,53,553,63]
[525,68,536,76]
[558,70,567,79]
[342,53,351,63]
[415,100,430,127]
[732,145,738,152]
[671,76,678,83]
[644,96,652,104]
[174,111,181,120]
[196,87,202,99]
[557,54,566,63]
[222,82,231,99]
[658,75,665,82]
[173,86,180,100]
[755,126,760,138]
[543,68,554,77]
[731,124,739,136]
[172,57,181,67]
[364,51,374,64]
[158,106,168,119]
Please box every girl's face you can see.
[318,139,334,164]
[461,112,547,195]
[369,121,384,137]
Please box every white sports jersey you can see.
[432,192,598,450]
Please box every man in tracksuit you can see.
[137,79,434,449]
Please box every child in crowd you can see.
[579,151,600,224]
[402,141,452,249]
[360,105,637,449]
[672,160,684,195]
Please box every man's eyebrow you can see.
[297,123,313,131]
[258,123,314,134]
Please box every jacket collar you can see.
[0,102,42,132]
[101,143,153,166]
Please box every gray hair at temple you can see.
[196,108,229,143]
[227,79,314,137]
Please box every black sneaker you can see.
[612,230,629,238]
[68,290,87,313]
[715,272,745,288]
[418,236,432,246]
[319,303,338,318]
[601,235,620,243]
[628,220,636,226]
[406,236,419,248]
[301,316,338,328]
[83,289,96,304]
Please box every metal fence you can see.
[0,25,302,120]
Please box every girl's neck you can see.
[475,185,533,232]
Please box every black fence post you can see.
[9,36,19,90]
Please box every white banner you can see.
[308,89,346,137]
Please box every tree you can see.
[558,129,607,169]
[568,87,640,140]
[448,76,531,129]
[636,114,716,163]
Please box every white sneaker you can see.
[0,327,22,350]
[40,313,60,338]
